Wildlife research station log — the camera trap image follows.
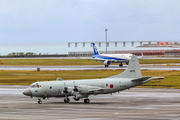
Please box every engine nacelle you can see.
[103,60,111,65]
[74,93,88,99]
[72,85,104,99]
[67,87,73,93]
[77,85,92,94]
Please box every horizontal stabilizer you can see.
[132,76,164,82]
[150,77,164,80]
[131,76,152,82]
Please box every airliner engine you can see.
[103,60,111,65]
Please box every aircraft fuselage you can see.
[25,78,144,98]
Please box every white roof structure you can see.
[0,41,180,55]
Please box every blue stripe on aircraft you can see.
[94,55,127,61]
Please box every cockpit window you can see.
[31,83,39,88]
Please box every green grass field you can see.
[0,59,180,66]
[0,70,180,89]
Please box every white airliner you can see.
[23,55,161,104]
[91,43,133,67]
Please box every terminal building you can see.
[0,41,180,57]
[68,41,180,57]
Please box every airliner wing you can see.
[88,58,116,62]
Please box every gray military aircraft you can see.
[23,55,159,104]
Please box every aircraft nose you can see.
[23,88,32,96]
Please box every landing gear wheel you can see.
[105,65,108,67]
[119,63,123,67]
[84,99,90,104]
[64,98,70,103]
[74,98,80,101]
[38,99,42,104]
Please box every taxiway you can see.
[0,65,180,71]
[0,85,179,120]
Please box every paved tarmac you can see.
[0,85,180,120]
[0,65,180,71]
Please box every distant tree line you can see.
[0,52,67,58]
[7,52,37,56]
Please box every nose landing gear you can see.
[64,98,70,103]
[38,99,42,104]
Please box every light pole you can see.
[105,29,108,54]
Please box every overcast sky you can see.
[0,0,180,44]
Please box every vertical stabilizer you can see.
[107,55,142,78]
[92,43,99,55]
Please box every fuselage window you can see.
[50,86,52,89]
[106,84,108,86]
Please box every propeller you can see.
[73,81,78,92]
[63,82,68,99]
[73,81,79,99]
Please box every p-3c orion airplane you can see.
[23,55,160,104]
[91,43,132,67]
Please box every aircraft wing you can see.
[88,87,110,92]
[88,58,116,62]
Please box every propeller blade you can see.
[63,82,68,93]
[73,81,78,92]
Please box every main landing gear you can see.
[84,98,90,104]
[63,98,90,103]
[119,63,123,67]
[64,98,70,103]
[38,99,42,104]
[105,65,108,67]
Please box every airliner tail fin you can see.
[92,43,99,55]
